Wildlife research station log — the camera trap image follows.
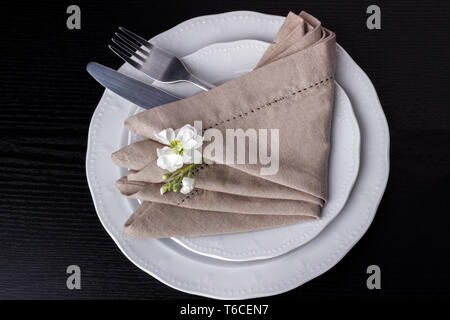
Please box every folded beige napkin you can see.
[112,11,336,238]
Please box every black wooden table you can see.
[1,0,449,300]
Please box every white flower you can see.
[154,128,176,145]
[180,177,196,194]
[156,146,184,172]
[155,124,203,171]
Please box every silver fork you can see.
[109,27,214,91]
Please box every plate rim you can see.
[85,11,389,299]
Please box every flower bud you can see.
[162,173,172,180]
[172,183,181,192]
[160,184,169,195]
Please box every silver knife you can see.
[86,62,179,109]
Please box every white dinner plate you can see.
[86,11,389,299]
[126,40,360,261]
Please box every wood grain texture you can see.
[1,0,449,299]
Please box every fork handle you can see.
[185,74,215,91]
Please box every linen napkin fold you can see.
[112,11,336,238]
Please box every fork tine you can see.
[111,38,146,62]
[114,33,150,56]
[108,44,142,70]
[119,27,153,50]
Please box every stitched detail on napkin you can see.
[177,188,201,205]
[203,76,333,131]
[176,76,333,206]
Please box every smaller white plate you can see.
[127,40,361,261]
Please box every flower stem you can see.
[161,163,198,194]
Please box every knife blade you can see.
[86,62,179,109]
